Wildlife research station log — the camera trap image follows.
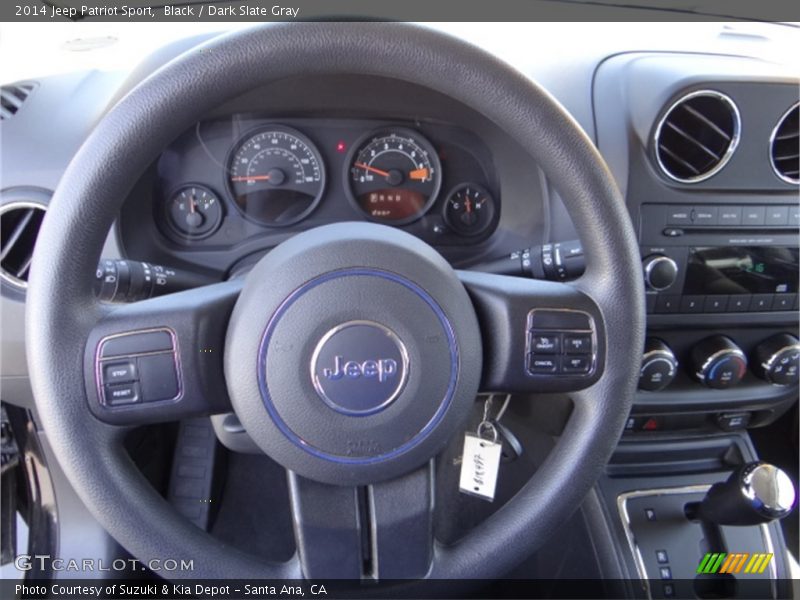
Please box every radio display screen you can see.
[685,247,799,295]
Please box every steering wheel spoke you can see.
[458,270,606,394]
[83,280,241,426]
[289,462,435,580]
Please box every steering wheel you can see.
[26,23,643,580]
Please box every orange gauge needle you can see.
[409,168,429,181]
[465,198,472,214]
[354,162,391,178]
[230,175,271,182]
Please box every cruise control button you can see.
[564,335,592,354]
[102,361,137,384]
[528,356,559,374]
[104,382,140,406]
[531,334,560,354]
[562,355,591,374]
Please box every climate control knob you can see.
[753,333,800,386]
[642,255,678,291]
[639,338,678,391]
[691,336,747,389]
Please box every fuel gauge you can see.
[443,183,495,236]
[165,184,223,239]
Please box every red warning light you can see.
[336,141,347,153]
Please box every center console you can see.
[591,52,799,599]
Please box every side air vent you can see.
[770,103,799,184]
[0,82,36,120]
[654,90,741,183]
[0,202,46,289]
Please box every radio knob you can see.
[643,255,678,291]
[639,338,678,392]
[691,336,747,389]
[753,334,800,386]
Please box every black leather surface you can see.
[25,23,644,578]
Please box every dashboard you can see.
[115,75,545,278]
[148,118,497,246]
[1,23,798,426]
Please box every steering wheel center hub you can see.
[310,320,410,415]
[224,223,482,485]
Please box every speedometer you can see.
[346,128,442,224]
[228,125,325,226]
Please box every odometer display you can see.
[228,126,325,226]
[347,128,442,224]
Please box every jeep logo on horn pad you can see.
[311,321,409,415]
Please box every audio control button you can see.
[691,206,717,226]
[750,294,774,311]
[704,295,729,313]
[643,255,678,291]
[680,295,704,313]
[772,294,796,311]
[718,206,743,226]
[728,296,751,312]
[742,206,766,226]
[765,206,789,226]
[655,295,680,313]
[666,206,692,225]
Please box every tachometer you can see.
[228,125,325,226]
[346,128,442,224]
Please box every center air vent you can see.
[0,202,46,289]
[654,90,740,183]
[770,102,799,184]
[0,82,36,120]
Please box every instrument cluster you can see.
[154,117,499,248]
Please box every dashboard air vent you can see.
[654,90,740,183]
[770,103,799,184]
[0,82,36,120]
[0,202,46,289]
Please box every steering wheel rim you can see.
[26,22,644,580]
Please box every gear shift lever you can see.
[698,462,796,526]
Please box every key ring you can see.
[476,420,499,444]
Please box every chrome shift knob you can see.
[699,462,796,526]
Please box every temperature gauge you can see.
[165,184,223,239]
[443,183,495,236]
